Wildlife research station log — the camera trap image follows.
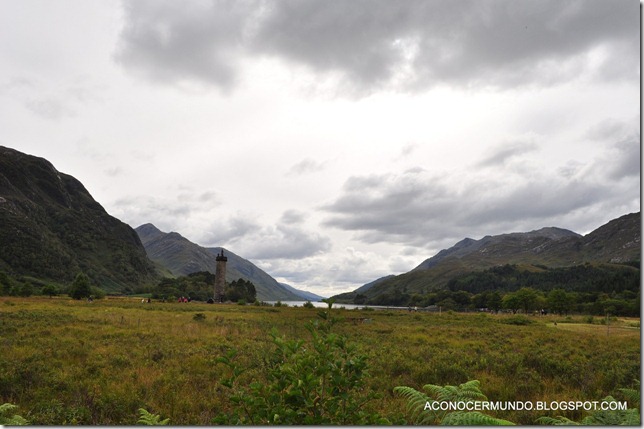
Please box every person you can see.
[147,297,151,304]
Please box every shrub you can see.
[500,315,534,325]
[214,301,389,425]
[137,408,169,425]
[0,403,28,425]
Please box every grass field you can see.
[1,297,640,424]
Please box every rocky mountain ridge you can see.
[0,146,158,291]
[333,212,640,303]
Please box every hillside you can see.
[0,146,159,292]
[333,212,640,304]
[135,223,314,301]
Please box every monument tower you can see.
[214,249,227,302]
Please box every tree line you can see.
[355,263,640,316]
[0,269,257,304]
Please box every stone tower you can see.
[214,249,227,302]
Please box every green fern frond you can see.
[423,380,488,403]
[0,403,28,425]
[137,408,170,425]
[579,399,640,426]
[619,380,640,409]
[393,386,433,423]
[442,411,514,425]
[396,381,507,425]
[535,415,579,425]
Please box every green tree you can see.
[0,271,13,296]
[502,292,521,314]
[69,272,92,300]
[514,287,539,314]
[487,291,503,312]
[547,288,573,315]
[18,282,34,297]
[41,284,58,297]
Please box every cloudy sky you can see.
[0,0,640,297]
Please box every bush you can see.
[214,301,389,425]
[500,315,534,325]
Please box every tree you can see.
[487,291,502,312]
[225,279,257,303]
[69,272,92,300]
[514,287,539,314]
[502,292,521,314]
[17,282,34,297]
[547,288,573,315]
[41,284,58,297]
[0,271,13,296]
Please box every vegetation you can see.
[0,403,28,425]
[152,272,256,303]
[214,301,388,424]
[0,296,639,424]
[361,264,639,316]
[394,380,513,425]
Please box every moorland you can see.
[1,296,639,425]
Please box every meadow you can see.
[1,297,640,425]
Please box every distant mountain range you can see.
[0,146,158,291]
[332,212,640,303]
[135,223,325,301]
[0,146,323,301]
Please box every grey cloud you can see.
[585,118,640,181]
[204,211,330,259]
[280,209,306,224]
[244,224,331,260]
[25,97,76,120]
[477,141,538,167]
[322,157,636,249]
[115,0,638,93]
[114,0,257,90]
[604,136,640,181]
[286,158,327,176]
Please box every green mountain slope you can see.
[333,212,640,304]
[0,146,159,292]
[135,223,306,301]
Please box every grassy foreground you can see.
[1,297,640,424]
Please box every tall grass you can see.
[0,297,639,424]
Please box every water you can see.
[263,301,410,311]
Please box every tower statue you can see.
[214,249,227,303]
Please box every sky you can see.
[0,0,640,297]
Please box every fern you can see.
[137,408,170,425]
[395,380,513,425]
[578,396,640,426]
[442,411,514,425]
[393,386,433,424]
[0,403,28,425]
[535,415,579,425]
[618,380,640,410]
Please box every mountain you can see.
[333,213,640,303]
[279,282,326,301]
[135,223,310,301]
[412,227,582,272]
[0,146,159,291]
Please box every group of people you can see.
[178,296,191,303]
